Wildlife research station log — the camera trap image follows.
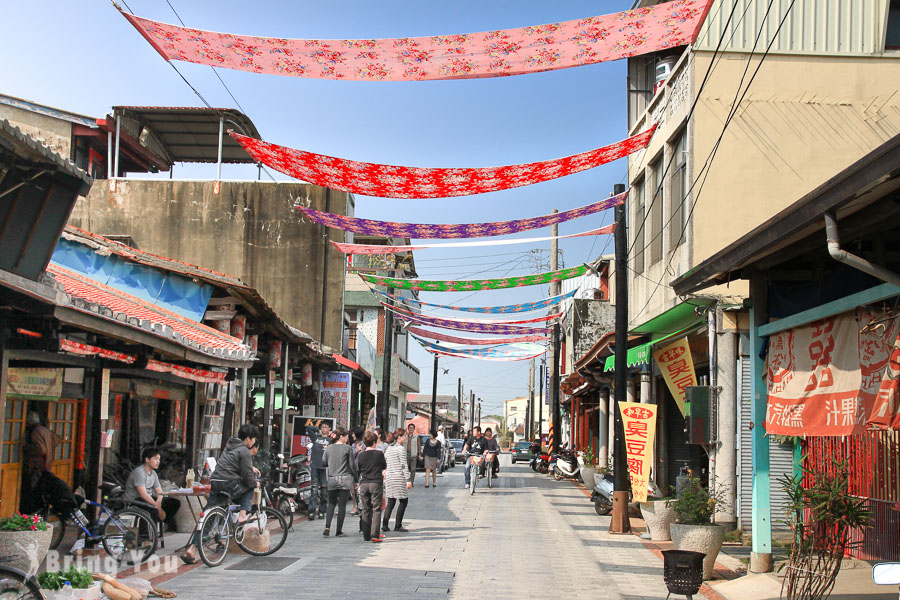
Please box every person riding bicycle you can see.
[461,426,487,489]
[482,428,500,479]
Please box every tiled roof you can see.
[47,263,252,361]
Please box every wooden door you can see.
[0,398,27,517]
[49,399,77,488]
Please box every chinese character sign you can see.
[619,402,658,503]
[870,331,900,430]
[653,338,697,417]
[767,309,898,436]
[320,372,352,429]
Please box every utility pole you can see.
[430,353,439,434]
[379,264,397,431]
[457,377,462,438]
[477,399,482,428]
[527,358,535,439]
[538,362,544,445]
[550,210,562,453]
[610,182,631,535]
[469,390,475,433]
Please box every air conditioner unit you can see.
[685,386,717,445]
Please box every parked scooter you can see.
[552,450,584,481]
[532,451,552,474]
[590,472,662,515]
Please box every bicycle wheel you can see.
[487,465,493,489]
[235,506,288,557]
[198,506,232,567]
[470,466,477,495]
[43,509,66,550]
[276,497,295,530]
[102,508,158,564]
[0,565,43,600]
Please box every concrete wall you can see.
[69,179,348,348]
[0,103,74,159]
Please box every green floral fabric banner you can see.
[359,264,587,292]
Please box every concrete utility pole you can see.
[538,362,544,444]
[477,399,481,428]
[550,211,562,453]
[379,277,396,431]
[457,377,462,438]
[610,183,631,535]
[716,306,738,530]
[527,359,535,439]
[430,353,439,434]
[469,390,475,432]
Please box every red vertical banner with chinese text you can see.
[619,401,658,503]
[654,338,697,417]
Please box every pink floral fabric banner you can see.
[233,129,653,198]
[305,195,624,239]
[407,326,549,346]
[119,1,712,81]
[332,224,615,255]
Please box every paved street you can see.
[157,455,671,600]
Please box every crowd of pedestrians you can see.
[311,423,443,543]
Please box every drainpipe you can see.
[824,212,900,286]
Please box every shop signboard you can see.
[291,416,335,456]
[319,371,351,429]
[8,368,63,400]
[653,337,697,417]
[619,401,658,503]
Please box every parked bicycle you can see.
[0,554,44,600]
[38,483,157,564]
[194,489,289,567]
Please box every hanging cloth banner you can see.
[119,0,713,82]
[407,326,548,345]
[303,192,625,238]
[619,402,658,503]
[427,347,545,362]
[415,339,548,361]
[412,335,545,356]
[385,303,559,325]
[869,328,900,431]
[233,129,653,199]
[374,288,576,314]
[394,312,549,336]
[653,337,697,418]
[360,264,587,292]
[333,224,615,255]
[767,308,899,437]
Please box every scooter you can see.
[552,450,583,481]
[532,452,552,473]
[590,472,663,516]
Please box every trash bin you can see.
[662,549,705,599]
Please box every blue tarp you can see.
[51,238,212,321]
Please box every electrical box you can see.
[685,386,717,445]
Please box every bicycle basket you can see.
[470,456,483,466]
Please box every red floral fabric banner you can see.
[119,1,713,81]
[407,326,549,346]
[232,129,653,198]
[305,194,624,239]
[766,309,898,437]
[869,329,900,431]
[332,224,614,255]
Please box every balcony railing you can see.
[394,354,420,393]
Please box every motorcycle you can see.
[590,472,662,516]
[552,450,583,481]
[532,452,552,474]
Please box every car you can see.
[445,439,457,467]
[510,440,534,464]
[447,439,464,465]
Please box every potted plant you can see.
[668,477,725,580]
[38,567,102,600]
[640,488,677,541]
[0,512,52,575]
[580,446,596,487]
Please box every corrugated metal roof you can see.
[694,0,891,56]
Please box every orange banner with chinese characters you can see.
[767,309,898,436]
[654,338,696,417]
[619,402,658,503]
[869,331,900,430]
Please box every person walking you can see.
[350,428,366,517]
[435,425,446,474]
[322,428,357,537]
[375,428,390,453]
[357,431,386,543]
[382,428,412,533]
[306,421,334,521]
[422,430,442,488]
[405,423,420,487]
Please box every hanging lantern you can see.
[301,363,313,387]
[268,340,283,369]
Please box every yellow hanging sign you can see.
[654,337,697,417]
[619,401,658,503]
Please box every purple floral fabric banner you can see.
[300,192,625,239]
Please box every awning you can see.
[604,324,702,372]
[631,299,712,334]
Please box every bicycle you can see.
[468,454,483,495]
[483,452,497,489]
[0,555,44,600]
[38,486,158,564]
[195,489,289,567]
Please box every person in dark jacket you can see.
[306,421,334,520]
[422,430,442,488]
[322,428,357,537]
[180,423,258,564]
[357,430,386,542]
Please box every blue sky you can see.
[4,0,633,417]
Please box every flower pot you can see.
[0,526,53,575]
[44,582,102,600]
[580,467,596,488]
[669,523,725,580]
[640,500,677,541]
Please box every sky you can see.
[3,0,635,417]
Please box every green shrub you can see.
[37,567,93,590]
